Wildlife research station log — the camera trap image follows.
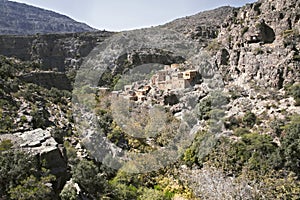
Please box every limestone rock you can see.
[1,128,68,189]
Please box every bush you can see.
[208,133,278,175]
[9,175,55,200]
[287,83,300,106]
[241,26,249,36]
[281,115,300,176]
[0,139,13,151]
[72,159,111,198]
[233,127,250,136]
[242,111,257,127]
[0,150,39,197]
[138,187,171,200]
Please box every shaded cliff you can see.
[0,31,114,72]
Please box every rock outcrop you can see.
[19,71,72,91]
[213,0,300,89]
[0,31,113,72]
[162,6,238,45]
[0,128,68,189]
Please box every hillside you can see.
[0,0,96,35]
[0,0,299,199]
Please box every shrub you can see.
[138,187,171,200]
[9,175,55,200]
[242,111,257,127]
[281,115,300,176]
[254,47,264,55]
[208,133,278,175]
[72,159,111,198]
[233,127,250,136]
[241,26,249,36]
[287,83,300,105]
[0,150,38,197]
[0,140,13,151]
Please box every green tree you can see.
[72,159,111,198]
[0,150,37,197]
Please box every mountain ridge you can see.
[0,0,96,35]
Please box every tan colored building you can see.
[183,70,198,80]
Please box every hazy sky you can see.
[12,0,256,31]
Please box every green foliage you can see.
[9,175,55,200]
[112,183,138,200]
[47,87,71,104]
[208,133,278,175]
[242,111,257,127]
[197,97,212,120]
[292,54,300,61]
[72,159,111,198]
[259,170,300,199]
[98,71,120,89]
[282,29,299,38]
[30,107,48,129]
[59,182,78,200]
[287,83,300,105]
[0,114,14,133]
[0,139,13,151]
[0,150,41,197]
[206,39,222,53]
[107,125,128,148]
[138,187,171,200]
[281,115,300,176]
[233,127,250,136]
[64,141,79,166]
[183,147,197,167]
[197,93,228,120]
[241,26,249,36]
[254,47,264,55]
[182,131,216,167]
[0,57,17,80]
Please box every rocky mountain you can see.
[0,0,96,35]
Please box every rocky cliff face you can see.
[0,31,113,72]
[162,6,238,46]
[212,0,300,89]
[0,0,96,35]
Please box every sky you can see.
[12,0,257,31]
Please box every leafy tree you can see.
[72,159,111,198]
[0,150,37,197]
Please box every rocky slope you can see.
[0,0,96,35]
[162,6,238,44]
[0,0,300,199]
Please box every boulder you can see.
[1,128,68,189]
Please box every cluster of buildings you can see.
[116,64,201,103]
